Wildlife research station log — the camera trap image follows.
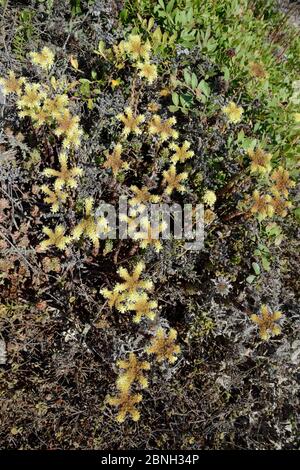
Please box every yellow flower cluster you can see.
[129,185,160,206]
[249,163,294,221]
[107,351,151,423]
[30,46,55,70]
[40,185,68,213]
[107,390,143,423]
[43,152,83,191]
[248,146,272,174]
[148,115,178,141]
[124,34,151,61]
[100,261,157,323]
[0,70,25,95]
[270,166,295,198]
[223,101,244,123]
[169,141,194,163]
[250,190,274,220]
[117,106,145,137]
[146,327,181,364]
[39,196,110,252]
[72,197,108,251]
[116,353,150,392]
[103,143,128,176]
[136,61,157,85]
[0,49,83,149]
[55,109,83,149]
[132,218,167,253]
[123,34,157,85]
[203,189,217,207]
[39,225,71,251]
[162,165,188,195]
[251,305,283,340]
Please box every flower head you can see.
[271,195,292,217]
[124,34,151,61]
[250,190,274,220]
[116,353,150,392]
[127,292,157,323]
[120,209,146,239]
[117,107,145,137]
[129,186,160,206]
[39,225,71,251]
[251,305,283,340]
[223,101,243,123]
[133,217,166,253]
[136,62,157,84]
[204,209,216,225]
[148,115,178,141]
[40,184,68,213]
[110,78,121,89]
[0,71,24,95]
[163,165,188,195]
[271,166,295,198]
[62,127,83,149]
[54,109,80,137]
[213,276,232,297]
[146,327,181,364]
[43,94,69,119]
[17,83,46,109]
[107,391,143,423]
[43,152,83,191]
[115,261,153,296]
[30,47,55,70]
[100,287,127,311]
[27,106,49,127]
[103,143,126,176]
[72,197,102,249]
[248,146,272,174]
[169,141,194,163]
[147,102,160,113]
[203,190,217,207]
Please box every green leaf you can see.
[261,257,270,272]
[246,275,256,284]
[168,105,179,113]
[252,262,260,275]
[294,207,300,224]
[183,69,191,86]
[166,0,175,14]
[180,93,192,107]
[191,73,198,89]
[172,92,179,106]
[222,66,230,81]
[198,79,210,97]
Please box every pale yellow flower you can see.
[124,34,151,60]
[169,141,194,163]
[163,165,188,195]
[251,305,283,340]
[248,146,272,174]
[30,47,55,70]
[0,70,24,95]
[148,115,178,141]
[136,62,157,84]
[203,190,217,207]
[117,107,145,137]
[223,101,243,123]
